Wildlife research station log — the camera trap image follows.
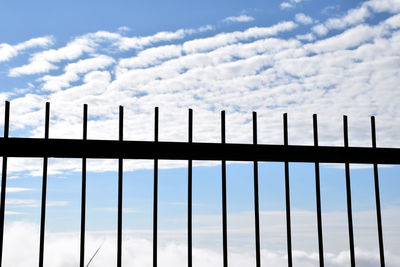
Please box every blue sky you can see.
[1,0,400,266]
[0,0,352,41]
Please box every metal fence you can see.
[0,101,398,267]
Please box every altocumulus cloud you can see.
[0,36,53,62]
[312,0,400,36]
[0,0,400,177]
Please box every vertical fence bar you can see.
[0,101,10,267]
[283,113,292,267]
[221,111,228,267]
[313,114,324,267]
[188,109,193,267]
[117,106,123,267]
[343,116,355,267]
[80,104,88,267]
[252,112,261,267]
[39,102,50,267]
[371,116,385,267]
[153,107,159,267]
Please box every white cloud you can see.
[5,93,47,132]
[7,25,215,77]
[280,2,294,9]
[6,199,37,207]
[197,24,214,33]
[89,30,122,41]
[306,24,376,53]
[223,15,255,23]
[295,13,313,25]
[117,26,130,33]
[325,5,371,31]
[64,55,114,74]
[307,14,400,53]
[6,199,69,208]
[313,0,400,36]
[9,59,57,77]
[13,36,54,51]
[39,55,115,91]
[9,36,95,77]
[385,13,400,28]
[5,211,25,215]
[312,24,329,36]
[280,0,303,10]
[49,70,111,104]
[182,21,297,54]
[0,187,32,193]
[119,45,182,69]
[296,33,315,41]
[366,0,400,13]
[117,25,214,51]
[0,36,53,62]
[0,44,17,62]
[47,201,70,207]
[118,29,187,51]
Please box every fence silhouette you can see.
[0,101,399,267]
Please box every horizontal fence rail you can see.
[0,138,399,163]
[0,101,391,267]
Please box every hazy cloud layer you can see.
[2,207,400,266]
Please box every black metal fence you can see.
[0,101,398,267]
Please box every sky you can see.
[1,0,400,266]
